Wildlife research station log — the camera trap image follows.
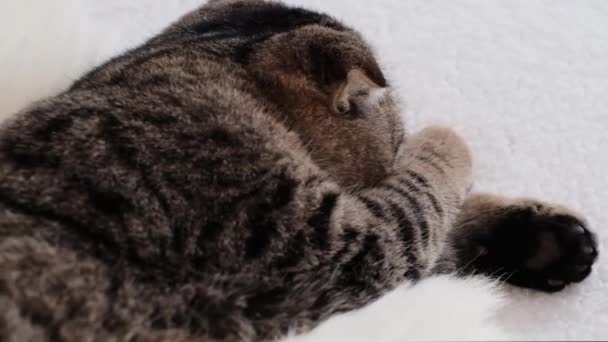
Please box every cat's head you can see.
[179,0,405,189]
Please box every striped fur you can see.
[0,1,597,341]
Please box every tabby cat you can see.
[0,1,598,341]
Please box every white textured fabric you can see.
[1,0,607,340]
[282,276,506,341]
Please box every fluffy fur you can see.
[0,1,510,340]
[3,1,595,338]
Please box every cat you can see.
[0,0,598,341]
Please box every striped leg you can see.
[235,126,474,338]
[356,126,474,277]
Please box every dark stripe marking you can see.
[380,184,430,244]
[244,286,289,320]
[308,193,338,250]
[405,170,430,189]
[331,226,360,263]
[192,4,344,38]
[422,145,452,166]
[245,216,277,259]
[404,266,421,280]
[32,115,73,142]
[399,177,444,218]
[358,195,386,219]
[245,177,297,258]
[0,190,122,261]
[100,115,173,217]
[416,155,446,175]
[339,233,384,287]
[197,221,225,244]
[386,201,414,247]
[273,230,306,269]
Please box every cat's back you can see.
[0,28,312,274]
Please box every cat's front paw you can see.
[399,126,473,196]
[471,201,598,292]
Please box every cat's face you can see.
[180,0,405,189]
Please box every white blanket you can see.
[1,0,606,340]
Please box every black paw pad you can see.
[472,209,598,292]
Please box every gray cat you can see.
[0,1,598,341]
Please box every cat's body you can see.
[0,1,598,341]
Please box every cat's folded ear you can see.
[307,40,387,115]
[332,69,383,114]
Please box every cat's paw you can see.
[400,126,473,194]
[471,201,598,292]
